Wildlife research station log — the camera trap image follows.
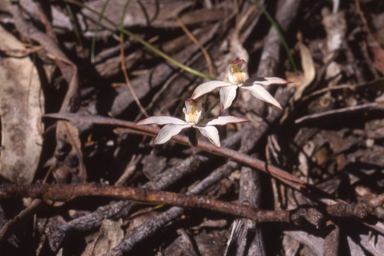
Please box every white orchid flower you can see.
[190,59,290,110]
[136,100,248,148]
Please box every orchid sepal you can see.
[154,124,191,144]
[206,116,248,126]
[243,77,290,87]
[219,85,238,111]
[136,116,186,126]
[242,84,282,110]
[190,81,232,100]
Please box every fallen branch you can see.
[0,184,290,223]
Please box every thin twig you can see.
[119,36,149,117]
[295,102,383,124]
[176,17,214,77]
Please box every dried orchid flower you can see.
[190,59,289,110]
[136,100,248,148]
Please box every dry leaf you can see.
[0,25,44,184]
[286,32,316,101]
[92,219,124,256]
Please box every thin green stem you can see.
[65,3,83,50]
[91,0,110,63]
[199,98,220,122]
[253,0,297,73]
[119,0,131,38]
[65,0,214,81]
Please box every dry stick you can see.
[1,184,381,222]
[325,193,384,218]
[176,17,214,77]
[0,184,290,224]
[295,102,384,124]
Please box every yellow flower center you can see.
[183,100,202,124]
[232,71,245,83]
[186,111,198,123]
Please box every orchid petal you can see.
[206,116,248,126]
[136,116,186,126]
[219,85,238,110]
[155,124,190,144]
[195,126,221,148]
[243,77,290,87]
[191,81,232,100]
[242,84,282,109]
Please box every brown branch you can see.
[1,184,381,239]
[325,192,384,218]
[291,192,384,221]
[0,184,290,223]
[43,113,307,190]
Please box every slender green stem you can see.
[119,0,131,38]
[91,0,110,62]
[65,0,214,81]
[199,98,220,122]
[253,0,297,73]
[65,3,83,50]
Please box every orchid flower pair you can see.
[136,60,289,148]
